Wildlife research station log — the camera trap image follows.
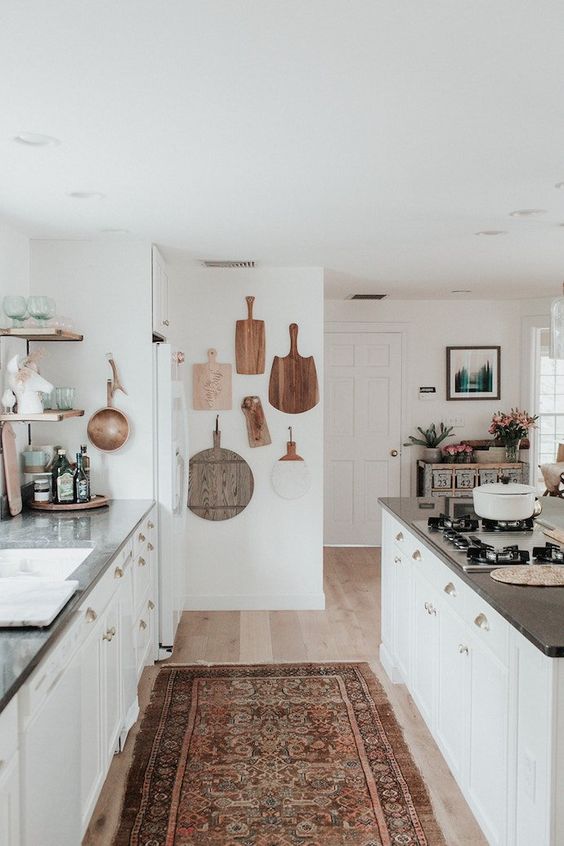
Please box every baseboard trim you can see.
[380,642,403,684]
[183,593,326,611]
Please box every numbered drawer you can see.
[0,696,18,763]
[463,594,509,665]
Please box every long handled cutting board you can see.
[236,296,265,374]
[269,323,319,414]
[188,419,254,520]
[193,348,232,410]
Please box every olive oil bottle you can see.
[53,449,74,503]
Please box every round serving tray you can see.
[29,495,109,512]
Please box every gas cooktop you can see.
[413,513,563,573]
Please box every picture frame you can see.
[446,345,500,401]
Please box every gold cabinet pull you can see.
[138,532,146,543]
[139,619,147,631]
[114,566,124,579]
[444,582,457,596]
[458,644,469,655]
[395,531,404,542]
[412,549,422,561]
[474,612,490,631]
[103,626,116,642]
[147,542,154,551]
[138,557,146,567]
[148,521,155,529]
[85,607,97,623]
[148,599,155,611]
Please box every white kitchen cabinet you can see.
[411,568,439,728]
[435,600,470,784]
[152,245,170,337]
[80,608,105,829]
[394,548,413,684]
[0,697,19,846]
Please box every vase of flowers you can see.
[488,408,538,463]
[442,443,474,463]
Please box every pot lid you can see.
[476,482,536,496]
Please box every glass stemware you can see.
[3,295,28,327]
[27,296,56,326]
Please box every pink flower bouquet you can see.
[442,443,474,463]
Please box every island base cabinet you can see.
[411,571,439,728]
[466,636,509,846]
[436,603,470,785]
[0,755,19,846]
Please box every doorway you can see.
[324,328,404,546]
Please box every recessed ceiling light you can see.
[475,230,508,236]
[68,191,105,200]
[451,289,472,294]
[555,182,564,189]
[509,208,547,217]
[14,132,61,147]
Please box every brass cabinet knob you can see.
[148,521,155,529]
[138,533,146,543]
[412,550,422,561]
[148,599,155,611]
[390,449,399,457]
[458,644,469,655]
[138,557,146,567]
[443,582,456,596]
[147,542,154,552]
[393,556,401,564]
[474,613,490,631]
[85,607,97,623]
[139,619,147,631]
[103,626,116,642]
[395,532,404,542]
[114,566,124,579]
[163,319,170,327]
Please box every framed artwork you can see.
[446,346,500,401]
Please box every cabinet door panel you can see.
[411,574,439,728]
[103,598,122,764]
[80,623,104,828]
[436,604,469,783]
[394,554,412,684]
[467,639,509,845]
[0,755,19,846]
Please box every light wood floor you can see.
[83,547,487,846]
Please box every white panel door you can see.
[324,332,402,545]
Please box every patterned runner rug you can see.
[114,663,445,845]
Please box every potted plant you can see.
[403,422,454,462]
[442,443,475,464]
[488,408,538,463]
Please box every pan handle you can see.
[106,353,127,397]
[106,380,113,408]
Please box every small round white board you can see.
[271,433,311,500]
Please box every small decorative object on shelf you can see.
[488,408,538,463]
[2,295,28,327]
[442,443,474,463]
[6,351,53,415]
[1,388,16,415]
[403,422,454,462]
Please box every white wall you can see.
[29,240,154,499]
[167,265,325,610]
[325,298,523,492]
[0,221,31,494]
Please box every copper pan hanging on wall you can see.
[87,354,131,452]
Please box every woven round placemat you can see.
[490,565,564,586]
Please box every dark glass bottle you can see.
[53,449,74,503]
[80,444,90,491]
[74,452,90,504]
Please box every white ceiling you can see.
[1,0,563,299]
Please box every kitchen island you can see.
[379,496,564,846]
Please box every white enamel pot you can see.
[472,482,538,521]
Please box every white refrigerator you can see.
[153,343,188,649]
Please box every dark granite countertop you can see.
[0,500,153,714]
[379,497,564,657]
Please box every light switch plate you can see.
[446,416,465,428]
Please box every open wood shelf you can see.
[0,328,83,341]
[0,409,84,422]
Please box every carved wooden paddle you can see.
[235,296,265,374]
[269,323,319,414]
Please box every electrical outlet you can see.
[445,416,465,428]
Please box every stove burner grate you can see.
[481,517,534,533]
[428,514,479,533]
[466,539,530,565]
[533,543,564,564]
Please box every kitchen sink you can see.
[0,548,92,581]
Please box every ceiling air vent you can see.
[348,293,388,300]
[202,260,255,269]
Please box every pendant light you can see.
[550,283,564,358]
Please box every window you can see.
[536,328,564,467]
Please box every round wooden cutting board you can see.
[188,428,254,521]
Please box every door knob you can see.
[390,449,399,457]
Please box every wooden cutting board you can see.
[271,433,311,499]
[269,323,319,414]
[193,349,232,410]
[2,423,22,516]
[188,425,254,520]
[235,296,265,374]
[241,396,271,447]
